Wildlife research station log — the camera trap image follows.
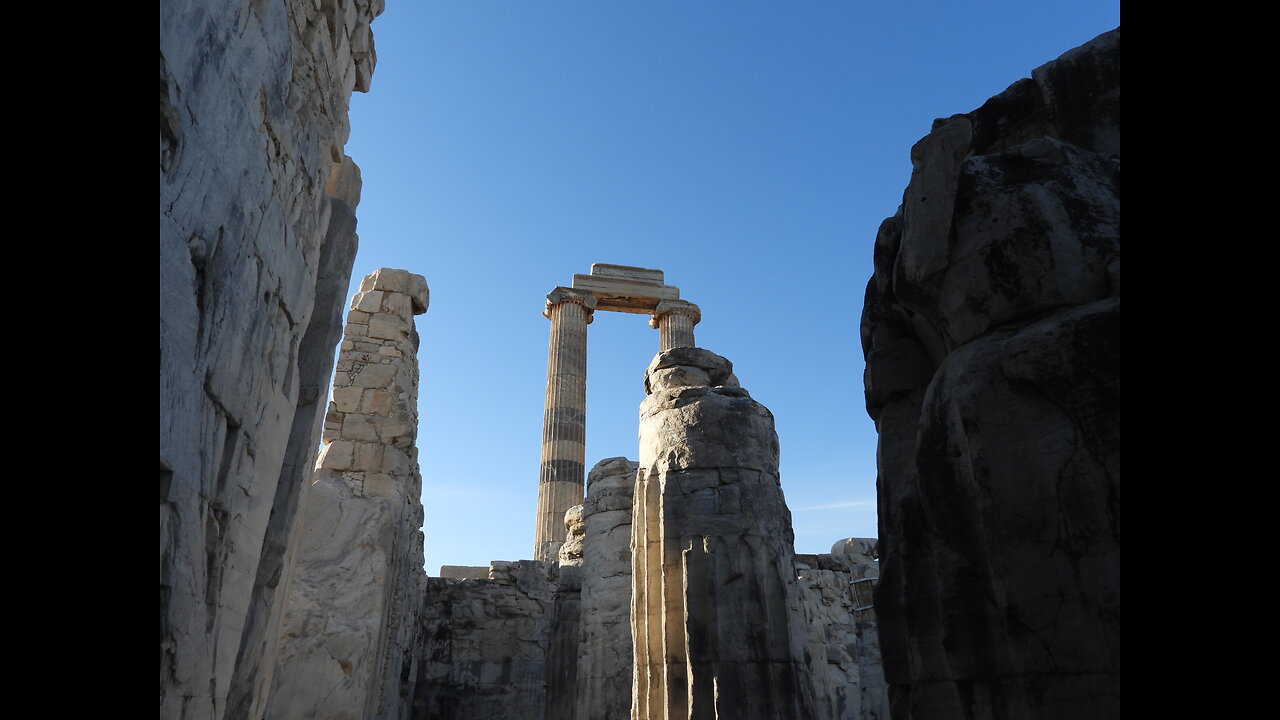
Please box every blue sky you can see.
[341,1,1121,574]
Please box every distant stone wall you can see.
[159,1,385,718]
[796,545,887,720]
[414,561,564,720]
[861,28,1120,719]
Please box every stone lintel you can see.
[570,275,681,313]
[438,565,490,580]
[588,263,665,284]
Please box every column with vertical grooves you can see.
[649,299,701,352]
[535,287,596,562]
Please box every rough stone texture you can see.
[861,28,1120,720]
[558,504,586,567]
[796,544,887,720]
[632,348,818,720]
[265,269,428,720]
[575,457,639,720]
[159,1,385,718]
[414,561,560,720]
[546,566,584,720]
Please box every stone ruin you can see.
[310,265,888,720]
[159,1,1120,715]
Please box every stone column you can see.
[631,348,817,720]
[265,268,429,720]
[649,299,701,351]
[535,287,598,562]
[576,457,639,720]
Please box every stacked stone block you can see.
[265,268,429,720]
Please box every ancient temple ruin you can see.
[536,263,701,562]
[159,2,1119,715]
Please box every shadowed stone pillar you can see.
[649,299,701,351]
[535,287,597,562]
[631,347,817,720]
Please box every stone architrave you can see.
[535,287,597,562]
[631,348,818,720]
[265,268,429,720]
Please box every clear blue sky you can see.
[341,1,1121,575]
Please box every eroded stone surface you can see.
[414,562,560,720]
[797,546,888,720]
[861,27,1120,720]
[265,269,428,720]
[576,457,639,720]
[159,2,385,718]
[632,349,817,720]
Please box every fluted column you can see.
[535,287,597,562]
[649,299,701,351]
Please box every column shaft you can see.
[658,312,696,351]
[535,294,591,561]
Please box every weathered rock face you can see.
[861,28,1120,720]
[631,348,817,720]
[415,561,561,720]
[797,542,887,720]
[576,457,639,720]
[159,2,385,718]
[266,268,430,720]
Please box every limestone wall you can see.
[861,28,1120,719]
[414,561,563,720]
[159,1,385,718]
[265,268,429,720]
[796,545,887,720]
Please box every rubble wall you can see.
[159,1,385,718]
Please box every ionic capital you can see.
[544,287,598,322]
[648,299,701,329]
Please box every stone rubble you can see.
[861,27,1120,720]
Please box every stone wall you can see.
[414,561,563,720]
[265,268,429,720]
[860,28,1120,719]
[797,542,887,720]
[159,1,385,718]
